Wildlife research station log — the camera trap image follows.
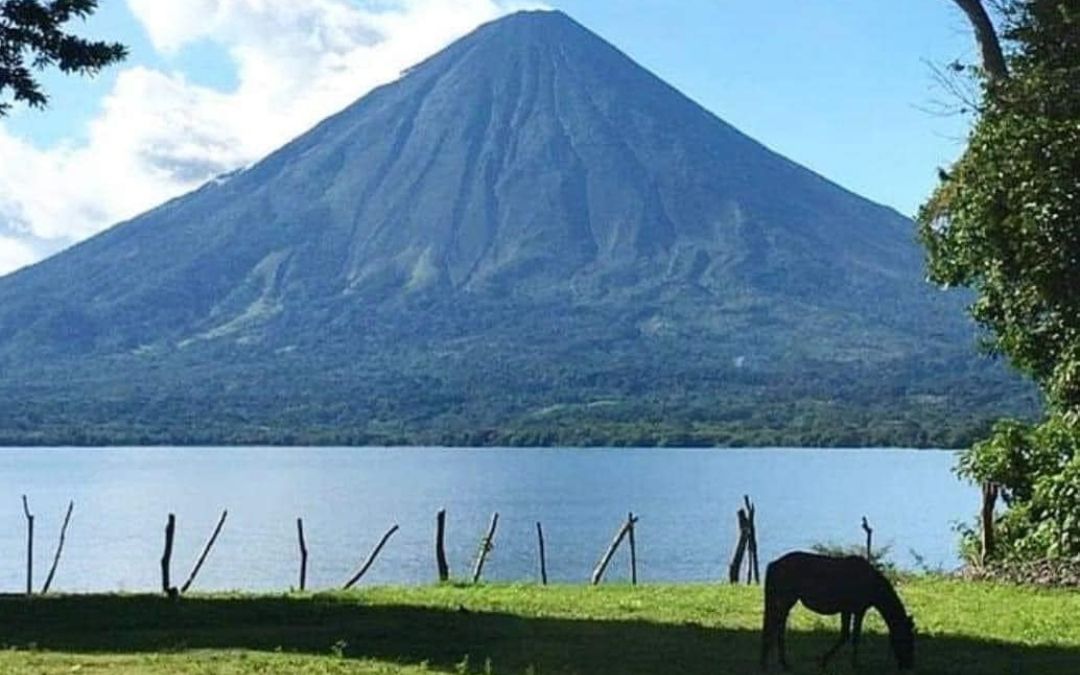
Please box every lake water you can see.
[0,447,973,593]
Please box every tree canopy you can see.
[920,0,1080,561]
[0,0,126,116]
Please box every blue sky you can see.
[0,0,979,275]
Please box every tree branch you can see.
[951,0,1009,81]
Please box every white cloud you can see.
[0,236,39,277]
[0,0,545,274]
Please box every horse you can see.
[760,551,915,671]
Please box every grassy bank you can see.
[1,581,1078,674]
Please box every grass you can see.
[1,580,1078,674]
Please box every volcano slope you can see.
[0,11,1036,447]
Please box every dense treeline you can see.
[0,269,1037,450]
[0,416,1011,449]
[0,335,1035,448]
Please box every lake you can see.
[0,447,972,593]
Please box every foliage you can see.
[918,0,1080,411]
[957,413,1080,559]
[0,340,1036,448]
[918,0,1080,560]
[2,583,1080,673]
[809,542,898,580]
[0,0,126,115]
[0,287,1040,449]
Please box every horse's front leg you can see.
[851,610,866,667]
[820,612,852,667]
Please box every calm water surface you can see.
[0,447,972,592]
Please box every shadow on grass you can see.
[1,594,1078,674]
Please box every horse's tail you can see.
[763,557,778,593]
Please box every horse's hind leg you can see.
[761,597,794,671]
[776,605,792,671]
[760,598,777,669]
[851,610,865,667]
[820,612,852,667]
[760,604,773,670]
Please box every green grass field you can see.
[1,580,1078,674]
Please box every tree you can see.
[919,0,1080,561]
[1,0,126,116]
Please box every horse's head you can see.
[890,613,916,670]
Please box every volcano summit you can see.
[0,11,1033,446]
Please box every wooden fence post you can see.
[536,522,548,585]
[20,494,33,596]
[181,510,228,594]
[729,508,749,583]
[471,513,499,583]
[435,509,449,582]
[162,514,177,598]
[744,496,759,585]
[591,514,638,585]
[21,495,33,597]
[41,500,74,594]
[628,511,638,586]
[297,518,308,591]
[344,524,400,589]
[862,516,874,561]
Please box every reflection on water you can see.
[0,447,972,592]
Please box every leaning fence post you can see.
[435,509,450,582]
[862,516,874,562]
[536,521,548,585]
[181,509,228,594]
[728,508,749,583]
[21,495,33,597]
[41,500,74,594]
[471,513,499,583]
[344,524,400,589]
[297,518,308,591]
[591,514,638,585]
[162,513,177,598]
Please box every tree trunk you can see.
[951,0,1009,81]
[981,481,999,565]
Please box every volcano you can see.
[0,11,1034,446]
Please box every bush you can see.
[809,542,898,580]
[957,413,1080,561]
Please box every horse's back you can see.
[765,551,878,613]
[768,551,872,578]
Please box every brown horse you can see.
[760,551,915,671]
